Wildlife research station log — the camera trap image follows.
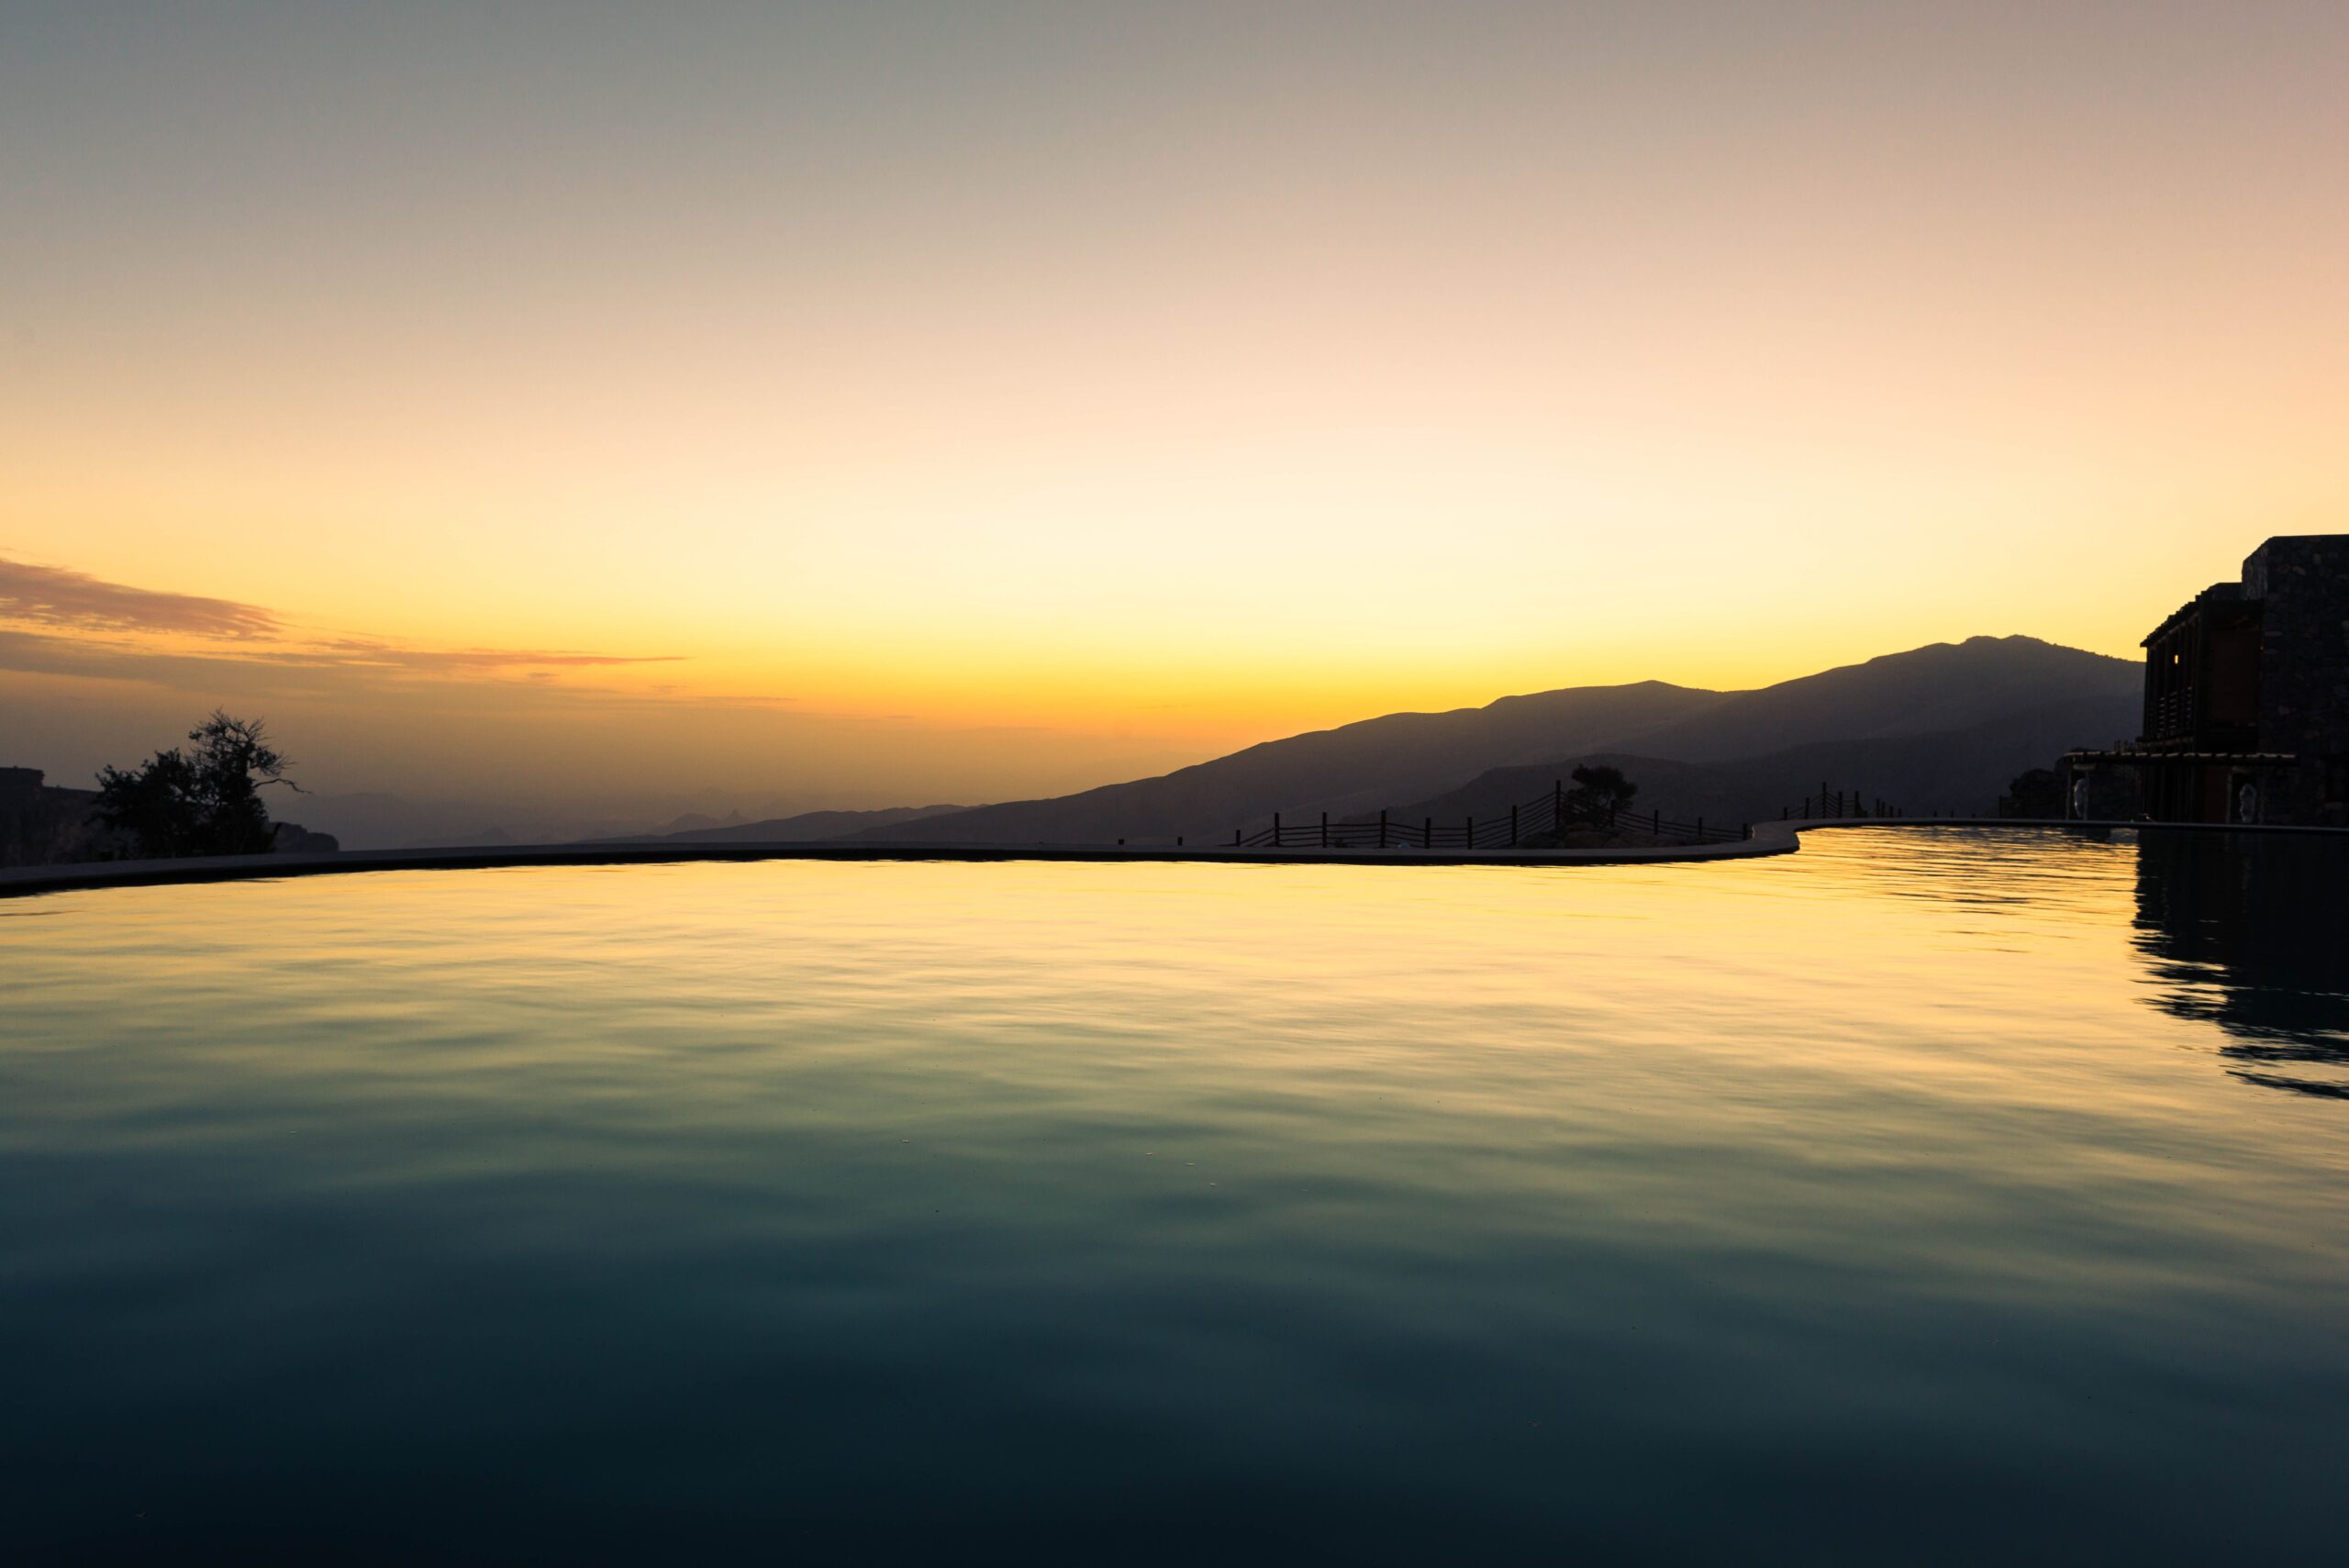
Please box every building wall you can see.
[2139,593,2260,750]
[2073,534,2349,827]
[2204,611,2263,742]
[0,772,102,867]
[2068,759,2143,820]
[2245,536,2349,826]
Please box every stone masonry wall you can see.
[2244,536,2349,825]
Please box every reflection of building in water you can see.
[2064,535,2349,825]
[2132,833,2349,1098]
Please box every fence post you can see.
[1379,809,1388,849]
[1511,804,1520,844]
[1742,822,1750,840]
[1274,812,1282,849]
[1466,816,1475,848]
[1233,828,1241,846]
[1653,808,1660,836]
[1320,812,1329,849]
[1423,817,1432,849]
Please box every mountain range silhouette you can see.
[789,636,2139,844]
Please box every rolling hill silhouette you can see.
[848,637,2136,844]
[838,681,1730,846]
[592,804,965,845]
[1381,693,2133,830]
[1617,634,2141,762]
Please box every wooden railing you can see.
[1230,782,1751,851]
[1224,778,1917,851]
[1783,785,1905,820]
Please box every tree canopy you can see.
[2002,767,2065,819]
[94,711,296,859]
[1565,763,1639,825]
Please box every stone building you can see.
[2063,535,2349,826]
[0,767,101,866]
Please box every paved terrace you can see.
[7,817,2339,900]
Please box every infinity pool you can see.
[5,828,2347,1562]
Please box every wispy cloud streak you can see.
[0,556,685,695]
[0,557,278,638]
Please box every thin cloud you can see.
[0,556,279,638]
[0,554,687,705]
[306,639,683,672]
[0,625,707,711]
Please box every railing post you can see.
[1320,812,1328,849]
[1379,809,1388,849]
[1274,812,1283,849]
[1423,817,1431,850]
[1653,808,1660,836]
[1466,816,1475,848]
[1234,828,1241,847]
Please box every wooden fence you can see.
[1230,781,1750,850]
[1226,778,1914,851]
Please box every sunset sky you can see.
[5,1,2343,806]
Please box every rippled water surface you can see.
[6,828,2349,1562]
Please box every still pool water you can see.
[5,828,2348,1562]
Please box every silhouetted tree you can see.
[95,711,299,858]
[2001,767,2065,819]
[1566,763,1638,826]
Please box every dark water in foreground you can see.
[5,828,2348,1563]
